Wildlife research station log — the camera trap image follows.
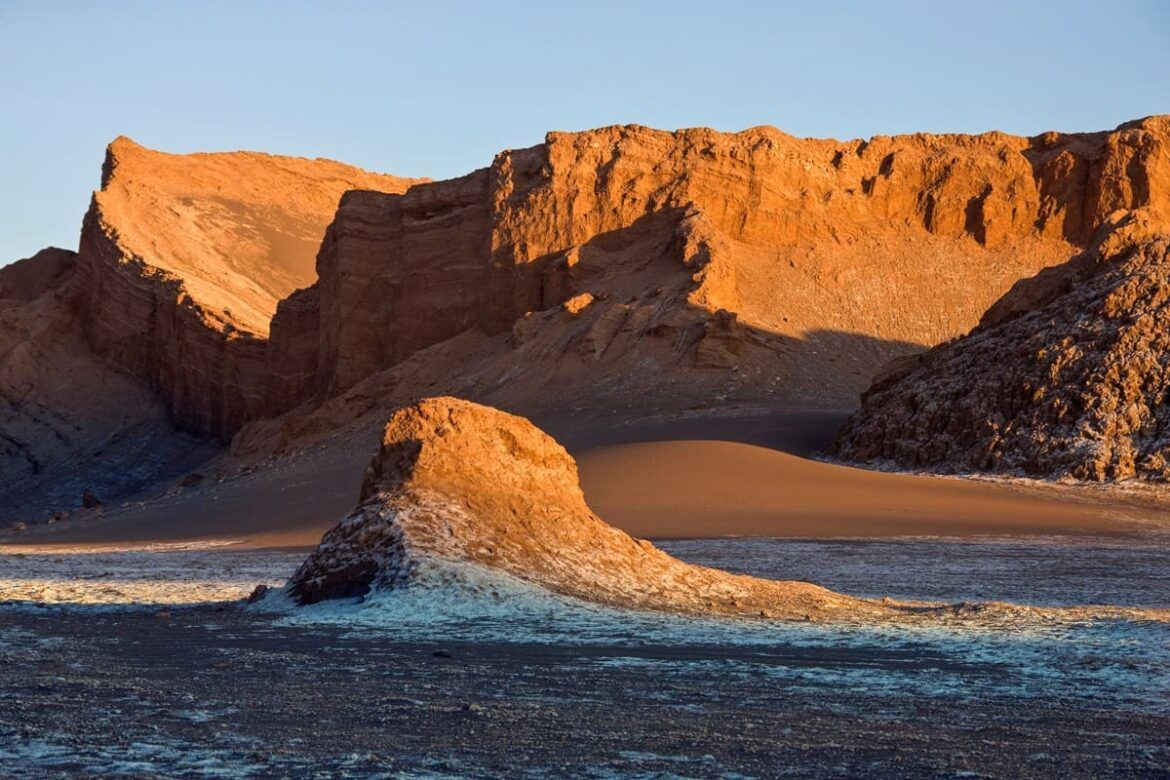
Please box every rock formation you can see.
[0,248,214,522]
[289,396,866,618]
[833,207,1170,482]
[287,397,1169,625]
[6,117,1170,521]
[76,137,422,438]
[261,119,1170,432]
[65,119,1170,449]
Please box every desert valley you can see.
[2,114,1170,777]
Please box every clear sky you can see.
[1,0,1168,263]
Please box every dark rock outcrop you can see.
[833,209,1170,481]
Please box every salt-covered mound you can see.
[288,398,1170,626]
[289,397,874,619]
[833,211,1170,481]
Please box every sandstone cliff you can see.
[76,137,422,438]
[295,120,1170,404]
[9,117,1170,514]
[833,207,1170,482]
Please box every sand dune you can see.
[7,408,1165,551]
[578,440,1144,538]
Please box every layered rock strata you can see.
[76,137,422,438]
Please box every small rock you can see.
[246,583,270,603]
[179,473,205,488]
[81,491,101,509]
[432,650,452,659]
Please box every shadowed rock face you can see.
[0,248,215,521]
[289,397,863,619]
[833,210,1170,481]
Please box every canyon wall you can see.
[296,118,1169,412]
[75,137,422,438]
[67,117,1170,444]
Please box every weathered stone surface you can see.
[288,397,864,618]
[295,119,1170,410]
[833,208,1170,482]
[0,248,215,523]
[287,397,1169,625]
[76,137,422,438]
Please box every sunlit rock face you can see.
[288,396,868,619]
[75,137,422,438]
[275,118,1170,421]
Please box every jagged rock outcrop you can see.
[833,209,1170,481]
[275,117,1170,422]
[288,396,866,618]
[76,137,422,438]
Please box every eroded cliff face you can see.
[832,208,1170,482]
[76,137,422,438]
[0,248,215,522]
[295,117,1170,420]
[27,117,1170,458]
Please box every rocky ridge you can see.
[833,207,1170,481]
[238,119,1170,457]
[76,137,423,438]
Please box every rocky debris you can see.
[833,210,1170,481]
[179,473,204,488]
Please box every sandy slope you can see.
[5,407,1163,550]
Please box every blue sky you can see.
[1,0,1168,263]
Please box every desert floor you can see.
[3,409,1169,777]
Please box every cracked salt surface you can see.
[260,555,1170,709]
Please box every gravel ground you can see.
[1,606,1168,779]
